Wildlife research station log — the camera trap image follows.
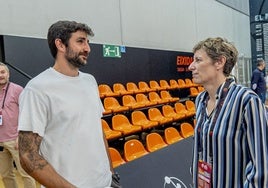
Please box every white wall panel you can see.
[120,0,197,52]
[0,0,251,57]
[0,0,122,44]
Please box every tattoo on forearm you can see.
[19,131,49,173]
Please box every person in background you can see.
[0,62,36,188]
[18,20,121,188]
[265,70,268,105]
[251,59,266,103]
[189,37,268,187]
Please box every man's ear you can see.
[55,38,66,53]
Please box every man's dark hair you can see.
[256,59,265,67]
[47,20,94,58]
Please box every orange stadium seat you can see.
[180,122,194,138]
[122,95,145,110]
[124,139,149,162]
[185,78,195,87]
[164,127,184,144]
[126,82,143,94]
[148,107,173,125]
[177,79,187,88]
[160,90,180,103]
[149,80,163,91]
[113,83,133,95]
[198,86,205,92]
[98,84,120,98]
[148,92,169,104]
[136,93,158,107]
[159,80,171,90]
[138,81,156,92]
[189,87,199,97]
[174,102,194,117]
[185,100,196,113]
[131,110,159,130]
[109,147,126,168]
[112,114,142,136]
[169,79,180,89]
[146,132,168,152]
[104,97,129,113]
[162,104,185,121]
[102,119,122,140]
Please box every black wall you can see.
[3,35,192,87]
[249,0,268,70]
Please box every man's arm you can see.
[18,131,76,188]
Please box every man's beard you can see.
[65,47,88,68]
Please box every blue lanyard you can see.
[197,78,232,159]
[1,82,10,109]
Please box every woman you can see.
[189,37,268,187]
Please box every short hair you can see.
[47,20,94,58]
[193,37,238,77]
[256,59,265,67]
[0,62,9,73]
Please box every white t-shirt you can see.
[18,68,112,188]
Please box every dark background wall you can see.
[2,35,193,88]
[249,0,268,70]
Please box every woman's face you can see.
[188,49,218,85]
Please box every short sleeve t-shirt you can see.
[18,68,111,188]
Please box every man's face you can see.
[0,66,9,86]
[65,31,91,68]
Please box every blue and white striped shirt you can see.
[192,79,268,187]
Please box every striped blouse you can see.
[192,79,268,188]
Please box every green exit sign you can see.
[103,44,121,58]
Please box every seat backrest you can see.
[136,93,149,102]
[185,78,194,87]
[146,132,167,152]
[108,147,126,167]
[126,82,140,93]
[149,80,161,90]
[164,127,183,144]
[160,90,171,99]
[177,79,186,87]
[124,139,148,161]
[138,81,151,91]
[162,104,176,117]
[198,86,205,92]
[148,92,162,102]
[113,83,127,94]
[159,80,170,89]
[122,95,136,106]
[190,87,199,96]
[169,79,179,88]
[101,119,111,132]
[180,122,194,138]
[185,100,196,112]
[104,97,121,109]
[131,110,148,124]
[98,84,114,97]
[174,102,187,112]
[148,107,163,119]
[112,114,130,129]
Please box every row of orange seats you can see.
[102,102,196,140]
[109,124,194,168]
[103,91,180,115]
[98,78,199,98]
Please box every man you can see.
[18,21,120,188]
[251,59,266,103]
[0,63,36,188]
